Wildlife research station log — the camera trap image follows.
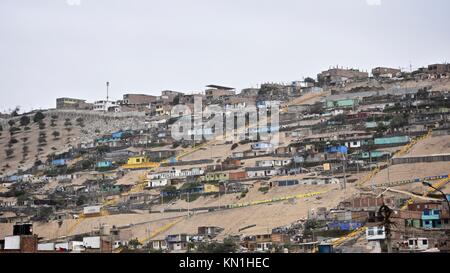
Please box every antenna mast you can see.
[106,81,110,102]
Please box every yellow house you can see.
[203,184,220,193]
[123,156,159,169]
[127,156,149,165]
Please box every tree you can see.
[11,106,20,117]
[375,122,388,137]
[196,237,237,253]
[390,115,408,129]
[96,145,110,155]
[304,77,316,84]
[76,195,87,206]
[33,111,45,123]
[38,132,47,144]
[33,206,53,222]
[76,117,84,127]
[9,137,18,145]
[5,148,14,158]
[52,131,60,140]
[20,115,30,126]
[128,238,142,249]
[64,118,72,126]
[309,102,324,115]
[363,141,376,163]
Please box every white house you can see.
[148,168,204,180]
[407,238,429,251]
[148,178,169,188]
[246,167,277,178]
[345,140,363,148]
[256,160,275,167]
[274,159,292,167]
[151,239,168,251]
[256,242,273,252]
[93,100,117,112]
[366,226,386,241]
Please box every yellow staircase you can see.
[357,130,433,188]
[401,177,450,210]
[332,227,365,247]
[66,214,85,235]
[394,129,432,158]
[356,165,381,188]
[137,217,185,244]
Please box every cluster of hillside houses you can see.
[1,63,450,252]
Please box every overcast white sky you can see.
[1,0,449,112]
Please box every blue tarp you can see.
[52,159,67,166]
[327,221,363,231]
[97,161,113,168]
[111,131,124,139]
[325,146,348,154]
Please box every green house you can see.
[201,172,229,182]
[359,151,391,159]
[326,99,357,109]
[374,136,410,145]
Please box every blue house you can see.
[111,131,124,139]
[422,209,441,229]
[325,146,348,154]
[251,142,273,150]
[52,159,68,167]
[97,161,113,168]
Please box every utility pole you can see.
[106,81,110,113]
[187,191,190,218]
[386,154,391,184]
[106,81,110,102]
[342,153,347,190]
[378,204,393,253]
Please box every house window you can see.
[368,229,374,236]
[422,240,428,245]
[377,229,384,235]
[424,221,430,225]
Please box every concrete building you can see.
[372,67,401,78]
[179,94,204,104]
[205,85,236,103]
[56,97,93,110]
[427,63,450,76]
[160,90,184,104]
[317,68,368,86]
[121,94,156,107]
